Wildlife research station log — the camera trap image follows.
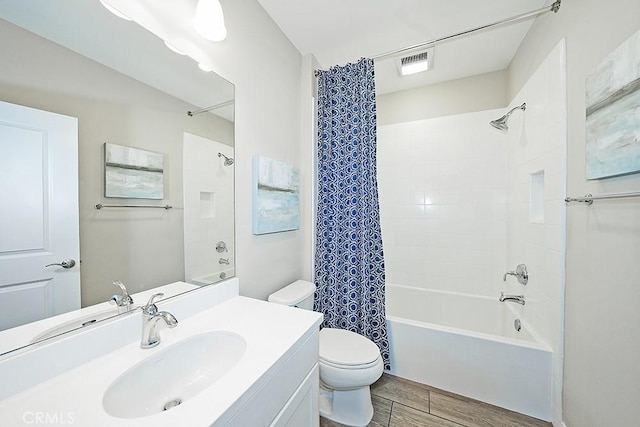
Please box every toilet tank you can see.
[268,280,316,310]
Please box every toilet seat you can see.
[318,328,383,390]
[319,328,381,368]
[320,357,381,370]
[318,328,384,391]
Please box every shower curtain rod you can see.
[187,99,234,117]
[372,0,561,61]
[314,0,561,75]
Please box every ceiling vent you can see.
[396,47,434,76]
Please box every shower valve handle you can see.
[503,264,528,285]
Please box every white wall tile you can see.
[378,109,507,297]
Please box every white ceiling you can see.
[257,0,548,94]
[0,0,551,105]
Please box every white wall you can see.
[509,1,640,426]
[378,110,508,296]
[378,70,508,126]
[504,40,567,425]
[299,54,322,281]
[205,0,307,299]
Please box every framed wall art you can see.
[252,155,299,234]
[104,143,164,199]
[585,29,640,180]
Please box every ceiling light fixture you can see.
[164,41,186,56]
[198,63,214,72]
[194,0,227,42]
[99,0,132,21]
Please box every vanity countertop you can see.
[0,279,323,426]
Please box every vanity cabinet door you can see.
[270,364,319,427]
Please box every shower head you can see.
[489,117,509,132]
[218,152,234,166]
[490,102,526,132]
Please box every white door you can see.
[0,100,80,332]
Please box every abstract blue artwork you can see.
[252,155,299,234]
[104,143,164,199]
[585,28,640,180]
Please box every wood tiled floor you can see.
[320,373,551,427]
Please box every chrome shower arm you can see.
[505,103,526,119]
[489,102,526,132]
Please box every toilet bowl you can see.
[318,327,384,426]
[268,280,383,427]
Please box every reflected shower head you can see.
[218,152,234,166]
[490,102,526,132]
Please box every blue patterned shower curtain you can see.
[314,58,390,370]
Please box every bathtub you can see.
[385,284,552,421]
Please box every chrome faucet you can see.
[141,293,178,349]
[109,280,134,314]
[503,264,528,285]
[499,292,525,305]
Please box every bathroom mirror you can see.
[0,0,235,354]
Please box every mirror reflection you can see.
[0,0,235,355]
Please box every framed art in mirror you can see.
[104,143,165,199]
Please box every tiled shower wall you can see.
[504,40,567,424]
[504,40,567,351]
[183,133,235,284]
[377,109,508,297]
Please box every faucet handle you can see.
[109,280,133,311]
[111,280,133,301]
[143,293,165,314]
[503,264,528,285]
[112,280,128,294]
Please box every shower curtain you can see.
[314,58,390,369]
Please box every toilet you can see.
[268,280,384,427]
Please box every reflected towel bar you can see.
[564,192,640,206]
[95,203,172,210]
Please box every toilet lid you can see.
[319,328,381,367]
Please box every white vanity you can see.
[0,278,323,426]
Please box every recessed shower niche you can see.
[530,170,545,223]
[200,192,216,219]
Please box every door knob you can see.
[45,259,76,269]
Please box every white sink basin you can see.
[31,308,130,343]
[103,331,246,419]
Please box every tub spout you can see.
[499,292,525,305]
